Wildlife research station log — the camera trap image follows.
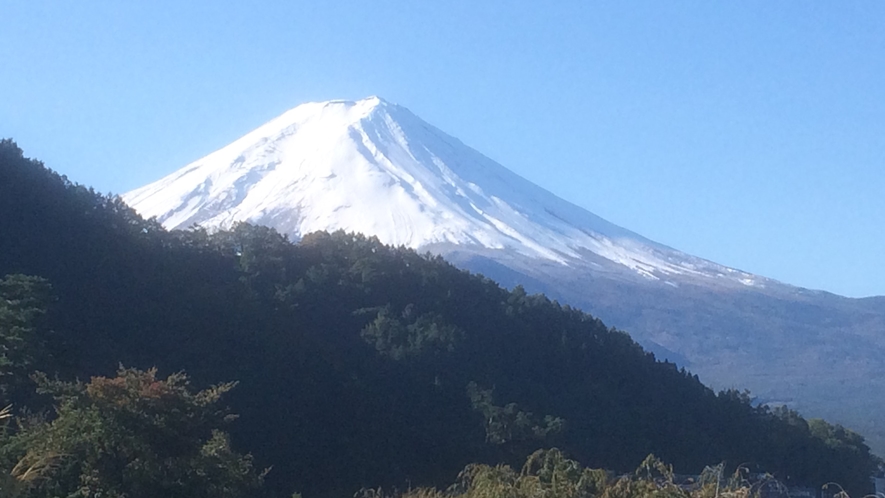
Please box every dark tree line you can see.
[0,139,879,497]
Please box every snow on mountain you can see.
[124,96,763,287]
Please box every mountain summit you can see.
[125,97,762,288]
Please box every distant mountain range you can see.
[124,96,885,454]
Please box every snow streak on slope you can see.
[124,97,763,286]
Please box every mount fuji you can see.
[124,96,885,453]
[125,96,764,288]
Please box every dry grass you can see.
[359,450,854,498]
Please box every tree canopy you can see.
[0,139,880,497]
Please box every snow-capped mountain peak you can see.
[123,96,763,288]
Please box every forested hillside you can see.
[0,139,879,497]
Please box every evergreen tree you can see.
[0,275,51,404]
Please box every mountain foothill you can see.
[0,138,881,497]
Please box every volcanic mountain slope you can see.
[124,97,764,287]
[124,97,885,453]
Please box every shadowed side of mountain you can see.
[444,247,885,454]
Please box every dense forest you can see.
[0,139,880,497]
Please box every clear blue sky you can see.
[3,1,883,297]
